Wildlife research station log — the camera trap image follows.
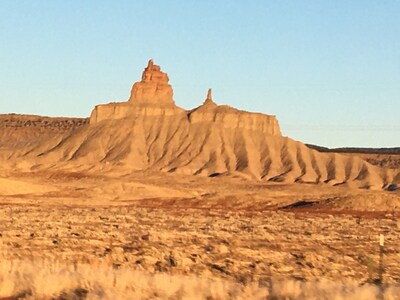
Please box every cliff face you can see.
[89,60,281,137]
[188,90,280,135]
[89,102,185,124]
[89,60,186,124]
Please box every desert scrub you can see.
[0,260,400,299]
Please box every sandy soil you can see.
[0,171,399,295]
[1,202,400,283]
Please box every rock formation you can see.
[203,88,216,106]
[0,60,398,189]
[188,89,280,135]
[129,59,175,107]
[90,59,184,124]
[89,60,281,137]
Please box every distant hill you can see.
[306,144,400,155]
[306,144,400,169]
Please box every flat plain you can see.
[1,170,399,299]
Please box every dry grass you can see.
[0,260,399,300]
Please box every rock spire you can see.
[129,59,175,106]
[203,88,217,107]
[207,88,212,100]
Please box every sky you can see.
[0,1,399,148]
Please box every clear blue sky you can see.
[1,1,399,147]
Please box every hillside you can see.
[0,60,398,191]
[307,144,400,169]
[306,144,400,155]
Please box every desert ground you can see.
[0,170,400,299]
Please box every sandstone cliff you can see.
[89,60,281,136]
[189,89,280,136]
[129,59,175,106]
[90,59,185,124]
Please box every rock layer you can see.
[89,60,281,137]
[90,60,185,124]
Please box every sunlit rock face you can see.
[188,89,281,136]
[89,60,184,124]
[89,59,280,138]
[129,59,175,107]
